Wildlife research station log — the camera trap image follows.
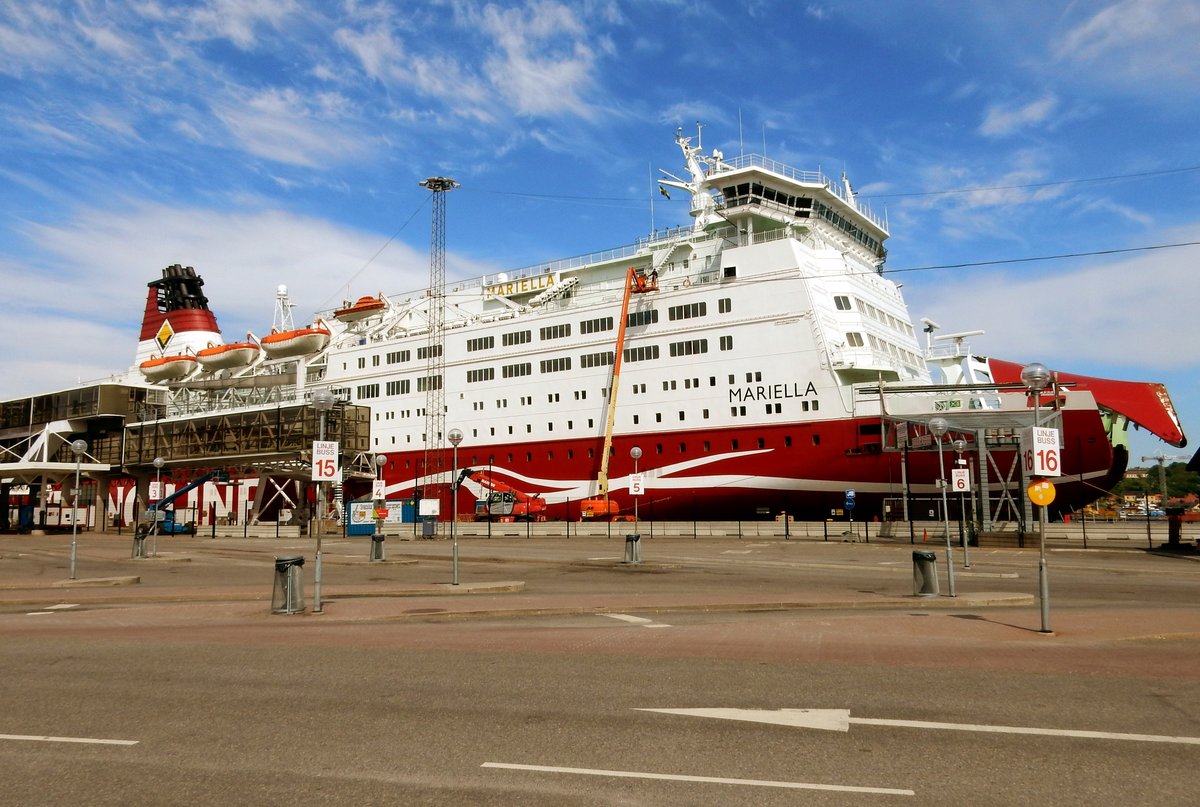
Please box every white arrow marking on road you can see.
[638,708,1200,746]
[0,733,138,746]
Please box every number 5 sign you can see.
[312,440,340,482]
[1020,426,1061,477]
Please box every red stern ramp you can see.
[989,358,1186,448]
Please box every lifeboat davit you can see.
[196,341,261,371]
[260,324,331,359]
[139,354,198,382]
[334,295,386,322]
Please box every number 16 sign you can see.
[1020,426,1060,477]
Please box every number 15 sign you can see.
[312,440,340,482]
[1020,426,1060,477]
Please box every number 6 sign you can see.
[951,468,971,492]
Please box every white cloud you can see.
[910,225,1200,372]
[0,199,497,396]
[184,0,301,49]
[1054,0,1200,85]
[213,87,369,167]
[979,94,1058,137]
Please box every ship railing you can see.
[708,153,887,231]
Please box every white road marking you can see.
[605,613,672,628]
[721,549,752,554]
[25,612,55,617]
[1,733,138,746]
[45,603,80,610]
[481,762,913,796]
[639,707,1200,746]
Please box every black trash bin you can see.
[271,555,305,614]
[370,533,386,562]
[623,533,641,564]
[912,550,938,597]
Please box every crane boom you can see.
[585,267,657,515]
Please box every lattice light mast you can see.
[419,176,458,513]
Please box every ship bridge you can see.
[707,155,888,265]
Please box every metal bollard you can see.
[271,555,306,614]
[623,533,641,564]
[370,535,386,562]
[132,530,147,559]
[912,550,939,597]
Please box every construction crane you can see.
[581,266,658,519]
[1141,453,1186,507]
[455,468,547,521]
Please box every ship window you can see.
[623,345,661,363]
[680,442,686,453]
[567,449,573,459]
[357,358,365,369]
[540,357,572,373]
[704,441,710,451]
[416,375,442,392]
[757,437,765,449]
[655,413,662,423]
[834,295,851,311]
[668,302,706,321]
[526,424,532,433]
[678,411,685,421]
[656,444,663,454]
[724,265,737,278]
[732,439,739,450]
[785,436,792,447]
[548,393,559,402]
[467,336,494,352]
[580,316,613,334]
[502,362,532,378]
[526,452,532,462]
[802,401,809,411]
[416,344,442,359]
[847,332,864,347]
[812,400,819,411]
[746,371,761,382]
[703,409,709,418]
[466,368,494,383]
[587,448,594,458]
[812,434,820,446]
[719,298,732,313]
[372,355,380,366]
[502,329,531,347]
[720,335,733,351]
[669,339,708,357]
[580,351,614,368]
[539,323,571,340]
[627,309,659,327]
[633,415,639,425]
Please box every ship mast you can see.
[419,176,458,514]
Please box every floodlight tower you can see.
[419,176,458,519]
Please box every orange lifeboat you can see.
[139,354,198,382]
[260,324,331,359]
[196,341,261,371]
[334,295,386,322]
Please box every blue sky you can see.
[1,0,1196,465]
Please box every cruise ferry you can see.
[123,129,1185,523]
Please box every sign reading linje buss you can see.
[1020,426,1061,477]
[312,440,340,482]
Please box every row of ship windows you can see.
[352,299,734,370]
[353,338,735,398]
[844,332,923,366]
[381,432,823,461]
[832,295,916,338]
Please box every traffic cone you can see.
[922,528,928,542]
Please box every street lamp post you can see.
[630,446,642,528]
[953,438,971,568]
[372,453,387,561]
[311,389,335,613]
[68,439,87,580]
[1021,361,1053,634]
[151,456,165,558]
[928,417,955,597]
[448,428,463,586]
